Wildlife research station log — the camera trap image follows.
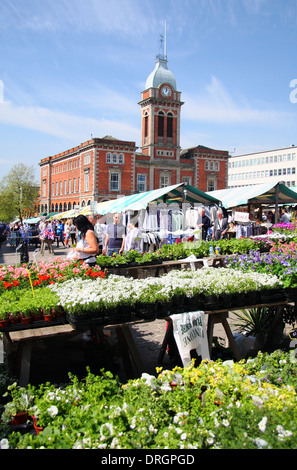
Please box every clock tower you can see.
[138,43,184,189]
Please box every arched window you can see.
[158,112,164,137]
[167,112,173,138]
[144,113,148,139]
[68,202,71,210]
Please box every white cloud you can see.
[0,0,156,35]
[182,75,292,125]
[0,101,140,142]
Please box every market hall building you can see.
[39,50,229,215]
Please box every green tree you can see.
[0,163,40,222]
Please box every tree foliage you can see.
[0,164,39,222]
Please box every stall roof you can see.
[207,182,297,209]
[98,183,221,214]
[23,217,41,224]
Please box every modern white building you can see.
[228,146,297,188]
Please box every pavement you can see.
[0,240,230,385]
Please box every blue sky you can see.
[1,0,297,182]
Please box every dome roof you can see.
[145,55,177,91]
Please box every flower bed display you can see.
[224,249,297,289]
[0,265,286,330]
[95,237,276,268]
[0,257,106,295]
[1,349,297,449]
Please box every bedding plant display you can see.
[1,349,297,449]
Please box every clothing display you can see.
[235,224,262,238]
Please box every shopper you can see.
[196,207,211,241]
[56,220,65,247]
[212,208,229,241]
[280,208,290,224]
[103,213,126,256]
[64,219,71,246]
[40,220,55,255]
[124,222,141,252]
[69,221,77,245]
[71,215,99,266]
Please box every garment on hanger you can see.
[185,207,199,229]
[143,206,158,231]
[171,209,183,232]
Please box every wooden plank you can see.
[9,324,74,342]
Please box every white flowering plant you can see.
[47,268,282,320]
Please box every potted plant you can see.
[1,382,34,426]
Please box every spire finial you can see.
[164,18,167,59]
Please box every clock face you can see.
[161,85,172,97]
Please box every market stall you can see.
[207,181,297,235]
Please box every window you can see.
[64,180,67,194]
[137,174,146,192]
[73,178,76,193]
[84,171,89,191]
[205,160,219,171]
[42,180,46,197]
[112,153,117,164]
[84,152,91,165]
[60,181,63,194]
[144,114,148,139]
[182,176,192,185]
[110,172,120,191]
[283,168,287,175]
[207,177,216,192]
[278,169,282,175]
[158,112,164,137]
[167,112,173,138]
[52,183,54,196]
[160,175,170,188]
[56,182,58,194]
[68,179,71,193]
[118,153,124,164]
[106,152,111,163]
[292,167,296,174]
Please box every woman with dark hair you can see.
[71,215,99,266]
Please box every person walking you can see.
[56,220,65,248]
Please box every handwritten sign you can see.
[171,311,210,366]
[234,211,250,222]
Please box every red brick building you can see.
[39,52,229,215]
